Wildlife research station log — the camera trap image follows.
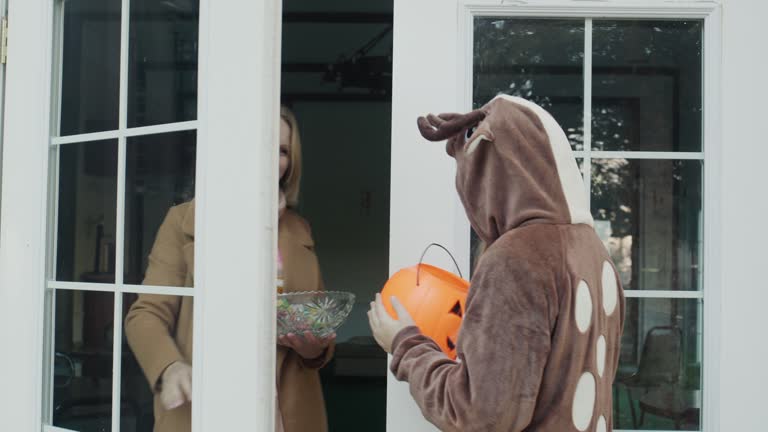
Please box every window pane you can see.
[592,21,703,152]
[591,159,702,291]
[52,290,114,431]
[474,18,584,149]
[59,0,122,136]
[614,298,702,430]
[128,0,199,127]
[56,141,119,283]
[124,131,196,285]
[122,293,192,431]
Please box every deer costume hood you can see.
[391,95,625,432]
[421,94,593,243]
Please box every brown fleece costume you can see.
[391,95,625,432]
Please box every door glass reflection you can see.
[56,140,119,284]
[59,0,121,136]
[52,290,115,431]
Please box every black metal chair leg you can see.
[626,386,638,429]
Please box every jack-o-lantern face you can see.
[438,299,465,354]
[381,264,469,359]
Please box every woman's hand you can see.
[368,293,416,354]
[279,332,335,360]
[160,361,192,410]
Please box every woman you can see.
[125,106,334,432]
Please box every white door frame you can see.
[0,0,284,430]
[0,0,7,217]
[0,0,54,429]
[389,1,721,431]
[193,0,283,430]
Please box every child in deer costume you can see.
[369,95,625,431]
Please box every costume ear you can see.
[416,110,486,142]
[465,133,492,155]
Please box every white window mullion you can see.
[51,121,200,146]
[123,284,195,297]
[47,281,117,292]
[111,0,131,428]
[624,290,704,299]
[594,151,703,160]
[110,134,126,432]
[51,130,121,145]
[573,150,705,160]
[583,18,592,204]
[122,120,199,138]
[42,1,64,423]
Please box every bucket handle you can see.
[416,243,464,285]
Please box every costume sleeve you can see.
[389,246,556,432]
[125,205,187,391]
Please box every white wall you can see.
[388,0,469,429]
[294,101,392,342]
[719,0,768,430]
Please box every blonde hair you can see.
[280,106,302,208]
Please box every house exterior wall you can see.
[719,0,768,430]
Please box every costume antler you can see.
[417,110,486,141]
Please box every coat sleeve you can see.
[295,215,336,370]
[389,245,557,432]
[125,205,187,391]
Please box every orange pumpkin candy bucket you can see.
[381,244,469,359]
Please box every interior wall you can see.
[281,3,393,431]
[293,101,391,342]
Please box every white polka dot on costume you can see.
[602,261,619,316]
[596,415,607,432]
[596,335,606,377]
[572,372,596,431]
[575,281,593,333]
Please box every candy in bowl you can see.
[276,291,356,338]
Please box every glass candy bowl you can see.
[276,291,356,338]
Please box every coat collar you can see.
[181,199,196,238]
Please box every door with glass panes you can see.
[45,0,198,430]
[1,0,283,430]
[389,1,718,431]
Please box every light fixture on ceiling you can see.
[323,26,393,95]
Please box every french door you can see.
[0,0,282,431]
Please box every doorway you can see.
[281,1,393,431]
[281,0,393,432]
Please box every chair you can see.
[616,326,687,429]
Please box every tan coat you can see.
[125,200,331,432]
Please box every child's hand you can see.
[279,332,335,360]
[368,293,416,354]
